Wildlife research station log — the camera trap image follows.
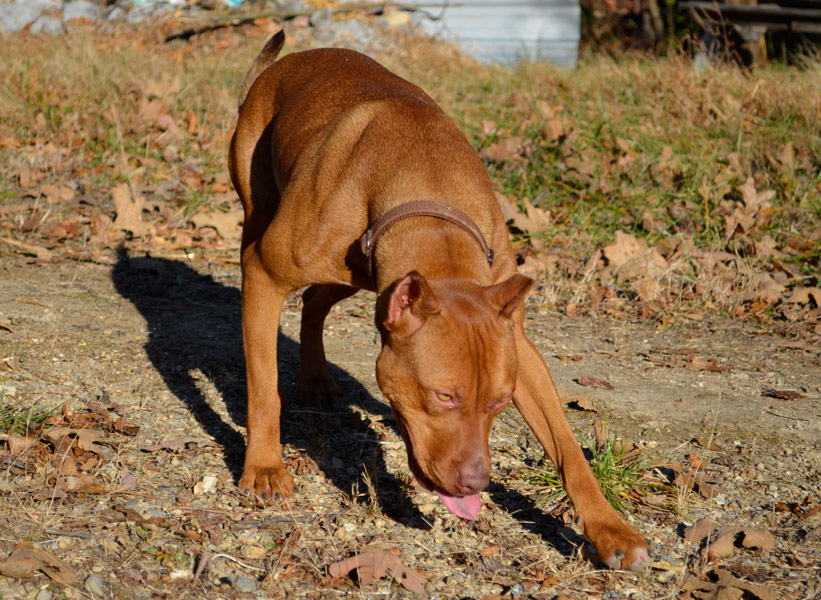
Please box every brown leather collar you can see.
[359,200,495,279]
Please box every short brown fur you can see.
[228,31,651,571]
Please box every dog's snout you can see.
[455,455,490,494]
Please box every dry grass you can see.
[0,23,818,322]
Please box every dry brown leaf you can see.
[495,193,551,235]
[778,141,795,172]
[190,209,243,244]
[683,518,721,543]
[761,387,805,401]
[714,569,776,600]
[18,166,45,188]
[560,390,597,412]
[0,238,53,260]
[328,549,426,594]
[0,434,38,454]
[44,428,109,455]
[145,73,181,99]
[112,418,140,436]
[738,527,776,551]
[752,277,785,305]
[706,528,742,559]
[786,286,821,305]
[0,545,79,585]
[602,231,647,268]
[481,136,525,164]
[575,376,614,390]
[112,183,152,237]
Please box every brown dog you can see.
[228,31,652,570]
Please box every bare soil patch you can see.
[1,251,818,599]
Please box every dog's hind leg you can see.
[237,247,296,501]
[299,283,358,407]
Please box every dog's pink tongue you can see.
[436,490,481,520]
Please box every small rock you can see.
[106,6,126,22]
[63,0,102,22]
[241,545,267,559]
[0,0,58,34]
[271,0,310,11]
[30,14,63,35]
[35,589,53,600]
[84,574,105,597]
[309,8,333,28]
[193,475,218,495]
[233,575,257,593]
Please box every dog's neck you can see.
[373,219,493,292]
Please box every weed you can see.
[0,396,59,437]
[525,421,672,516]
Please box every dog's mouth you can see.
[394,414,482,521]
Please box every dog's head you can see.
[375,271,532,520]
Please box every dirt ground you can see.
[0,250,819,599]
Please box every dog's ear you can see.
[486,274,533,318]
[384,271,440,337]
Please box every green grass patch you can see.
[0,396,60,438]
[525,421,672,516]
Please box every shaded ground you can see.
[1,250,818,599]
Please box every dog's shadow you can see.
[111,248,578,554]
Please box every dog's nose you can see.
[456,455,490,494]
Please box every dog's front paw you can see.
[583,519,653,571]
[238,464,295,501]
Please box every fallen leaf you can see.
[495,193,551,235]
[761,388,804,401]
[602,231,647,267]
[112,183,152,237]
[575,376,614,390]
[0,238,53,260]
[560,390,597,412]
[714,569,776,600]
[481,136,525,164]
[0,545,79,585]
[706,528,740,559]
[328,549,427,594]
[786,286,820,305]
[737,527,776,551]
[190,209,243,244]
[145,73,181,99]
[693,437,724,451]
[112,418,140,436]
[44,428,109,455]
[18,166,45,188]
[778,141,795,172]
[0,434,38,454]
[683,518,721,543]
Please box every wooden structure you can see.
[681,0,821,63]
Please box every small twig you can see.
[234,516,316,529]
[193,550,265,582]
[765,410,809,422]
[44,529,94,539]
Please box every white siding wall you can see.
[406,0,581,67]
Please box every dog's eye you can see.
[431,391,456,408]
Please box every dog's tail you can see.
[238,30,286,108]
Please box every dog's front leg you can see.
[513,330,652,571]
[238,249,295,501]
